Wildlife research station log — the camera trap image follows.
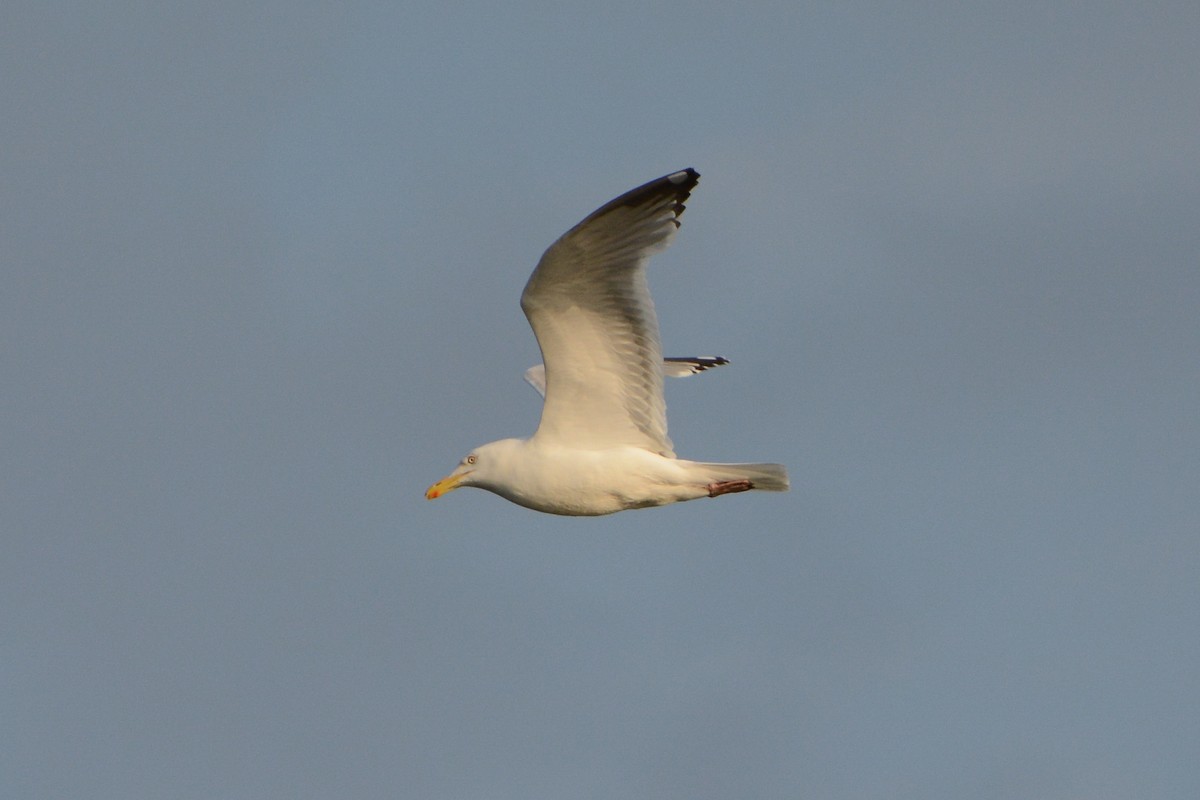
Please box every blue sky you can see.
[4,2,1198,798]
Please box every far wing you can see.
[523,356,730,398]
[520,169,700,455]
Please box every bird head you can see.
[425,439,523,500]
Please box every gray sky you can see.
[4,2,1198,798]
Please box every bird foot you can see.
[707,479,753,498]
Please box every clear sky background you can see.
[4,3,1198,798]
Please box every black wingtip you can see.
[639,168,700,227]
[569,168,702,233]
[661,168,701,202]
[667,167,700,186]
[610,168,700,211]
[664,355,731,373]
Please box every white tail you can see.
[698,462,789,492]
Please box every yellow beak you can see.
[425,471,468,500]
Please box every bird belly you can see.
[491,446,706,516]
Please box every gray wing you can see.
[522,356,729,398]
[519,169,700,455]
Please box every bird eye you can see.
[466,454,477,465]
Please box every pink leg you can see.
[707,479,753,498]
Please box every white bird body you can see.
[458,438,788,516]
[426,168,788,516]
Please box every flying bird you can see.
[425,168,788,515]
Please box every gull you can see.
[425,168,788,515]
